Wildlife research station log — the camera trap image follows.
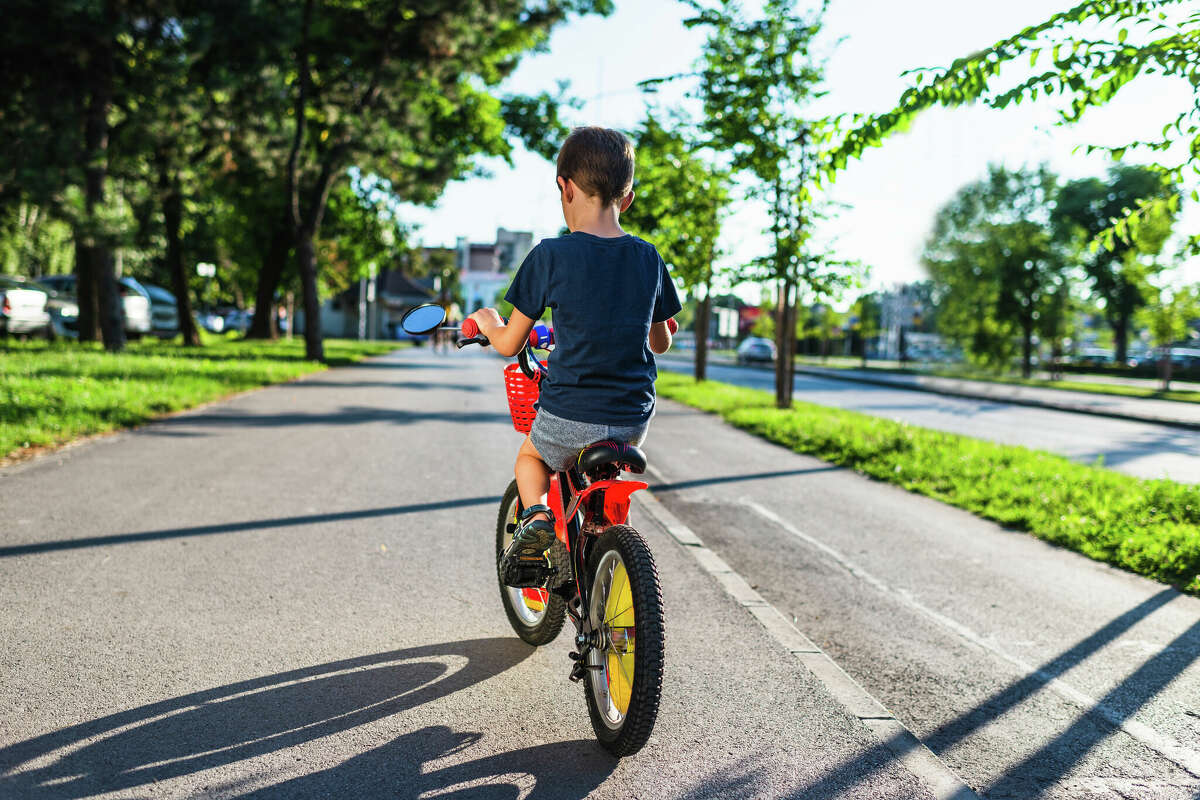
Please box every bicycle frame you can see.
[532,467,648,634]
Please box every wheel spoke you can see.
[605,603,633,625]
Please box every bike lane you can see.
[642,394,1200,799]
[0,347,932,799]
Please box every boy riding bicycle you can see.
[467,126,680,588]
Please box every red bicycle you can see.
[401,304,666,757]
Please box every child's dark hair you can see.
[556,126,635,206]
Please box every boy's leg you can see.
[515,435,551,522]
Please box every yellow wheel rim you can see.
[603,560,635,715]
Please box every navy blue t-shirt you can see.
[504,232,682,426]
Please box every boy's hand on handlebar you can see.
[468,307,505,338]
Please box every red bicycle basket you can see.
[503,362,543,433]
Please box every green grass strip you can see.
[656,372,1200,594]
[1,336,401,459]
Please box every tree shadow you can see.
[0,494,503,557]
[787,588,1199,798]
[1073,427,1200,470]
[0,638,568,799]
[150,405,512,430]
[651,466,842,494]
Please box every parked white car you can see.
[143,283,181,337]
[0,276,51,337]
[37,275,153,338]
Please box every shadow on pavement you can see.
[0,638,580,799]
[0,495,503,557]
[651,466,841,494]
[147,405,511,430]
[238,726,615,799]
[1074,427,1200,470]
[787,587,1196,799]
[287,379,485,392]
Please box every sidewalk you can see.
[667,353,1200,429]
[793,364,1200,430]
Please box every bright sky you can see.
[400,0,1198,298]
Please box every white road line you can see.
[632,488,980,800]
[738,497,1200,780]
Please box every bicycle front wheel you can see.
[583,525,665,757]
[496,480,567,646]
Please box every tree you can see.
[665,0,859,408]
[1139,282,1200,389]
[279,0,611,361]
[852,292,882,367]
[1053,165,1180,363]
[922,165,1068,377]
[621,113,730,381]
[0,0,147,350]
[830,0,1198,251]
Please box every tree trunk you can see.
[83,2,123,352]
[1112,313,1129,367]
[160,164,201,346]
[247,215,291,339]
[774,281,787,407]
[1021,320,1034,379]
[695,283,711,382]
[297,230,323,362]
[1159,346,1173,392]
[74,236,101,342]
[774,278,796,409]
[783,284,797,407]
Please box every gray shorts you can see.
[529,407,650,471]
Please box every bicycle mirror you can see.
[400,303,447,335]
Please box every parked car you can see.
[736,336,777,365]
[142,283,180,337]
[222,308,253,334]
[0,276,51,338]
[1071,347,1115,366]
[37,275,153,338]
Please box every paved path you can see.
[0,349,931,799]
[660,356,1200,484]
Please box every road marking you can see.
[739,497,1200,781]
[632,489,981,800]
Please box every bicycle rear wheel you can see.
[496,480,567,646]
[583,525,665,757]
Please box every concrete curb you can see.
[634,487,981,800]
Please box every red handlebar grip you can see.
[461,318,479,338]
[667,318,679,335]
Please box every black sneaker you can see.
[499,506,570,589]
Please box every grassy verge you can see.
[1,336,401,459]
[656,372,1200,594]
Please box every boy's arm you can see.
[468,307,537,358]
[649,319,674,354]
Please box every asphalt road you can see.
[0,348,931,799]
[659,356,1200,484]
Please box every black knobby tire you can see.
[495,480,567,646]
[583,525,665,757]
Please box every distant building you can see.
[458,228,534,312]
[311,269,433,339]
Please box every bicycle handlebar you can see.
[456,317,489,349]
